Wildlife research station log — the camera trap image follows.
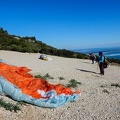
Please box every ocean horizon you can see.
[73,46,120,60]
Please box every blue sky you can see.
[0,0,120,49]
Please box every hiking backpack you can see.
[103,56,109,68]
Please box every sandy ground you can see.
[0,50,120,120]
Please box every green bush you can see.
[67,79,82,88]
[0,98,21,112]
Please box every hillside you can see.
[0,28,88,59]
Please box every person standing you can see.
[90,53,96,64]
[98,52,105,75]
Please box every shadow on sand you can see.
[81,61,91,64]
[76,68,99,74]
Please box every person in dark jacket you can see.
[98,52,105,75]
[89,53,96,64]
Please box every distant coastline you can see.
[73,46,120,60]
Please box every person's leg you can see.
[99,64,102,74]
[101,66,104,75]
[99,63,104,75]
[92,58,94,64]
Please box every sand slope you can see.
[0,50,120,120]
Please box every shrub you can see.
[67,79,82,88]
[58,77,65,80]
[0,98,21,112]
[111,83,120,88]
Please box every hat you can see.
[99,52,103,55]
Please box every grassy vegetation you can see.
[0,98,21,112]
[100,83,120,94]
[100,83,120,88]
[58,77,65,80]
[100,85,108,88]
[35,73,54,80]
[111,83,120,88]
[66,79,82,88]
[16,101,27,106]
[44,73,54,79]
[102,89,110,94]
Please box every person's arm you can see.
[99,56,104,63]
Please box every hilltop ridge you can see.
[0,27,88,59]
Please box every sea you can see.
[73,46,120,60]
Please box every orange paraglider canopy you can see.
[0,62,80,99]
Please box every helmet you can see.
[99,52,103,55]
